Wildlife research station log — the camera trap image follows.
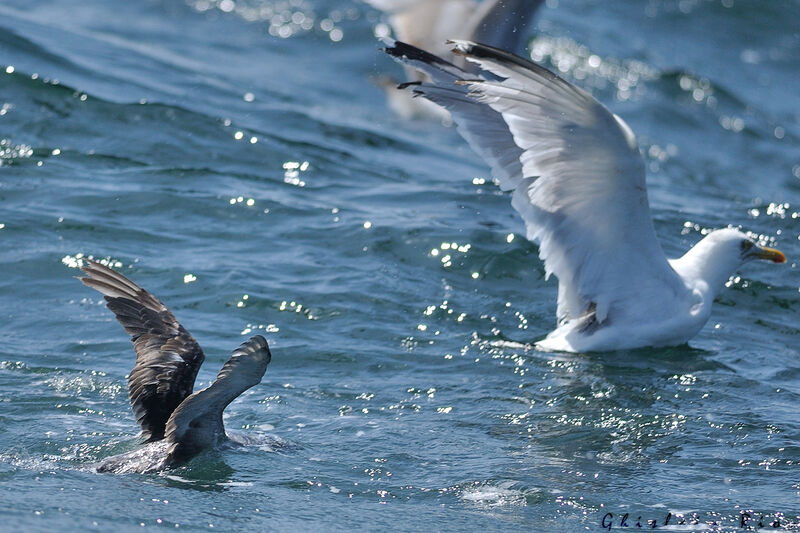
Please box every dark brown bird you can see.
[79,259,271,473]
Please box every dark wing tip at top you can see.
[77,257,149,295]
[234,335,272,364]
[77,257,167,317]
[447,39,566,84]
[79,257,118,278]
[251,334,268,346]
[212,335,271,388]
[397,81,422,90]
[242,334,269,351]
[383,39,460,70]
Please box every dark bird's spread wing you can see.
[164,335,271,464]
[79,259,205,442]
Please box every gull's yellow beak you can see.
[752,245,787,264]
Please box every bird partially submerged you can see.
[78,259,272,473]
[384,40,786,352]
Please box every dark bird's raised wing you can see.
[164,336,271,464]
[79,259,205,442]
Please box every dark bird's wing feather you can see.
[164,336,271,465]
[79,259,205,442]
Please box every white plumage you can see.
[385,40,786,352]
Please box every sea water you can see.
[0,0,798,531]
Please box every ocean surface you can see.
[1,0,799,531]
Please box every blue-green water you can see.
[1,0,799,531]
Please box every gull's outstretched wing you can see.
[466,0,544,53]
[385,39,525,187]
[79,259,205,442]
[386,41,687,325]
[164,336,271,464]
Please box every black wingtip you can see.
[78,257,119,278]
[383,39,459,70]
[384,40,432,62]
[78,256,97,274]
[250,334,268,347]
[397,81,422,90]
[77,257,106,282]
[448,39,558,81]
[242,335,271,361]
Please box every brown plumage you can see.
[79,259,271,472]
[80,259,205,442]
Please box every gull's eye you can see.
[740,240,754,253]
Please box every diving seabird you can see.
[78,259,272,473]
[384,40,787,352]
[368,0,544,119]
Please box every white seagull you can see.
[367,0,544,119]
[384,40,786,352]
[79,259,272,473]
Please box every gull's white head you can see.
[674,228,786,297]
[703,228,786,265]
